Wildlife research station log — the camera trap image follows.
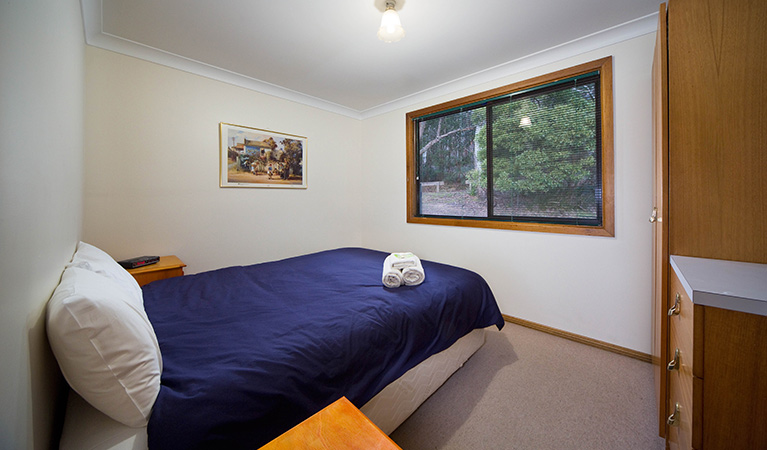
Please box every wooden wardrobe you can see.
[652,0,767,448]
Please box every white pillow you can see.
[67,242,144,310]
[47,266,162,427]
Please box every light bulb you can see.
[378,7,405,42]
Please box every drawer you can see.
[668,271,694,372]
[667,269,695,449]
[667,366,693,450]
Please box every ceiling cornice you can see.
[80,0,657,120]
[358,12,658,120]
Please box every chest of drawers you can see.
[666,256,767,450]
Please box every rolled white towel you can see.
[382,254,403,288]
[402,257,425,286]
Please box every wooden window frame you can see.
[406,56,614,237]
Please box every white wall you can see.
[360,34,655,353]
[0,1,84,448]
[83,47,364,273]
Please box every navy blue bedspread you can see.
[143,248,503,449]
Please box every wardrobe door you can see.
[650,1,669,439]
[667,0,767,263]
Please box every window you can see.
[406,57,614,236]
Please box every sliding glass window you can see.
[406,57,614,236]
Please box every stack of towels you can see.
[382,252,426,288]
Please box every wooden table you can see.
[127,255,186,287]
[260,397,401,450]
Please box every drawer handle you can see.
[667,348,680,371]
[668,293,681,316]
[649,207,658,223]
[667,402,681,426]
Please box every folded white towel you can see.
[389,252,419,270]
[382,254,403,288]
[402,258,425,286]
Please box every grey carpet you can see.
[389,323,666,450]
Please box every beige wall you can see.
[0,1,84,448]
[359,34,655,353]
[84,35,654,353]
[85,33,655,353]
[83,47,364,273]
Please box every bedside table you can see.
[127,255,186,287]
[260,396,401,450]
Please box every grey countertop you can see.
[670,255,767,317]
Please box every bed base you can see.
[59,328,488,449]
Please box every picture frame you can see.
[219,122,307,188]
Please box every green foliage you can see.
[466,168,484,196]
[471,83,598,215]
[281,139,303,176]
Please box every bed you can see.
[48,244,504,449]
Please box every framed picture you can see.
[219,122,307,188]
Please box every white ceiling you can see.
[82,0,659,119]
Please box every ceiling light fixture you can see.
[378,0,405,43]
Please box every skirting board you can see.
[503,315,652,363]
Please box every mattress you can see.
[58,327,489,450]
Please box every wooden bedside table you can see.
[260,397,401,450]
[127,255,186,287]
